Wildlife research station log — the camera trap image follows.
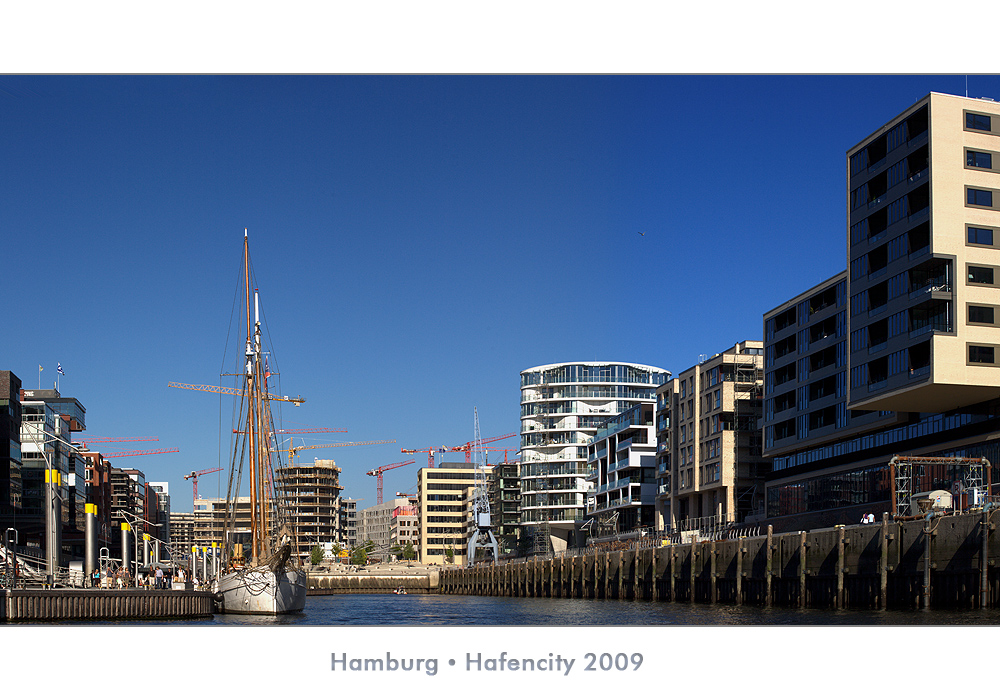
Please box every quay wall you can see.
[308,571,439,594]
[439,511,1000,610]
[2,589,217,622]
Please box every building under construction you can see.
[274,457,343,553]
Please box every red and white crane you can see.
[184,467,224,502]
[366,460,415,505]
[449,432,517,463]
[400,445,458,470]
[101,448,180,459]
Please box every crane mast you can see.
[467,407,498,565]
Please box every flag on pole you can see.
[57,363,65,375]
[39,365,43,372]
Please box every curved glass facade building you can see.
[519,362,669,551]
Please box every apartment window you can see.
[968,188,993,208]
[967,150,993,169]
[969,265,995,285]
[968,226,995,246]
[969,345,996,365]
[967,113,993,132]
[969,305,996,325]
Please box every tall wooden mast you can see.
[244,230,259,561]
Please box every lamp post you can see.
[4,528,18,588]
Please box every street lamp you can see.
[23,425,76,581]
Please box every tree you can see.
[402,542,416,561]
[350,546,368,566]
[310,544,324,566]
[444,545,455,564]
[350,540,377,566]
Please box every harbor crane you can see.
[467,407,499,566]
[366,460,415,505]
[184,467,224,502]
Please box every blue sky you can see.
[5,75,1000,512]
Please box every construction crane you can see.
[467,407,498,565]
[168,381,305,406]
[73,436,159,450]
[400,445,458,470]
[234,427,347,435]
[184,467,224,502]
[281,439,396,467]
[449,432,517,463]
[101,448,179,458]
[366,460,415,505]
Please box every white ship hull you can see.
[215,566,306,615]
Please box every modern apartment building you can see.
[417,462,483,566]
[18,389,86,561]
[848,92,1000,413]
[358,496,411,551]
[655,341,768,533]
[0,371,22,525]
[762,92,1000,530]
[487,461,520,555]
[169,511,196,560]
[147,482,171,543]
[337,497,358,550]
[192,496,253,551]
[390,498,418,550]
[585,401,657,536]
[520,362,669,552]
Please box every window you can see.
[969,345,995,364]
[967,113,992,132]
[967,151,993,169]
[969,306,995,325]
[968,188,994,207]
[968,226,995,246]
[969,266,995,285]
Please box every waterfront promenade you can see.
[307,561,441,594]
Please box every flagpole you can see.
[38,365,42,389]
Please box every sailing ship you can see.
[213,230,307,615]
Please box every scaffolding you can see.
[889,455,992,517]
[532,517,551,555]
[732,353,764,521]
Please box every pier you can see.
[1,588,217,622]
[440,509,1000,610]
[308,562,440,594]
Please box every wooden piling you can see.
[798,531,807,608]
[766,524,773,607]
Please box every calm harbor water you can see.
[123,594,1000,626]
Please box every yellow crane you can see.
[280,439,396,467]
[168,381,305,406]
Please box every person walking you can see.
[155,566,163,590]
